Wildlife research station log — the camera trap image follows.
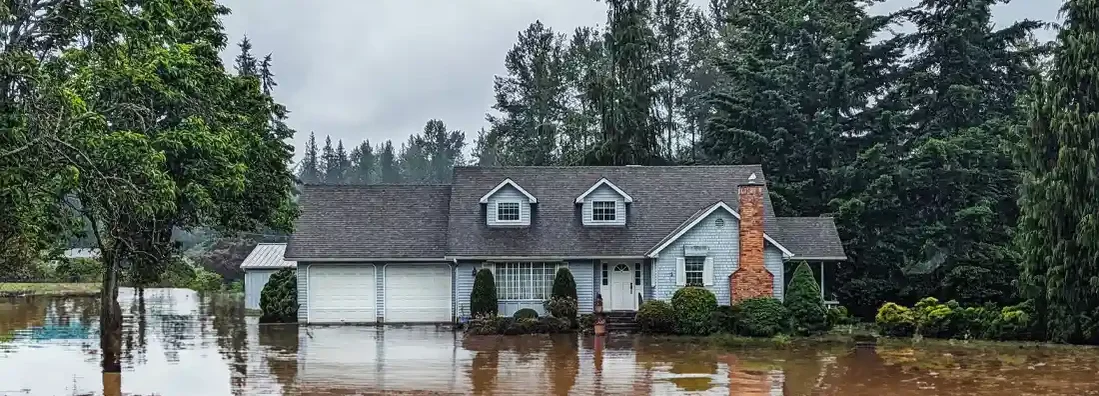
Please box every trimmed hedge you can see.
[544,297,578,323]
[471,269,498,317]
[671,287,718,335]
[259,268,298,323]
[636,300,676,334]
[732,297,788,337]
[467,314,571,335]
[551,268,578,301]
[876,299,1036,341]
[513,308,539,319]
[785,262,829,335]
[876,302,915,337]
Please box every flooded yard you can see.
[1,288,1098,395]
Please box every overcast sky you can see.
[216,0,1060,163]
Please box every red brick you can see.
[730,182,773,304]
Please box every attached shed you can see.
[240,243,296,310]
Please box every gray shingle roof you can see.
[446,165,778,257]
[285,185,451,260]
[773,217,847,260]
[240,243,296,269]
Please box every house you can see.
[285,165,846,324]
[239,243,297,310]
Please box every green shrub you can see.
[53,258,103,282]
[471,268,498,317]
[227,280,244,293]
[551,268,578,301]
[259,268,297,323]
[543,297,578,322]
[826,305,855,327]
[578,314,595,334]
[784,262,829,335]
[987,301,1034,341]
[875,302,915,337]
[732,297,788,337]
[189,267,224,292]
[913,297,955,338]
[468,314,510,335]
[711,305,737,333]
[537,317,572,333]
[671,287,719,335]
[955,304,996,339]
[468,316,572,335]
[513,308,539,319]
[636,300,676,334]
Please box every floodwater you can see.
[1,289,1098,395]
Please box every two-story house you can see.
[284,165,846,324]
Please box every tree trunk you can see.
[100,253,123,373]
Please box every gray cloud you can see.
[216,0,1059,162]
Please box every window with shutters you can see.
[684,256,705,286]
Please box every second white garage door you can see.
[308,265,376,323]
[384,265,452,323]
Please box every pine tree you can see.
[416,119,465,182]
[348,140,375,185]
[234,36,258,78]
[472,128,504,166]
[785,262,829,335]
[332,140,350,184]
[378,140,400,183]
[399,136,429,184]
[1017,0,1099,344]
[299,132,322,184]
[652,0,690,160]
[320,136,335,184]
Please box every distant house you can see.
[63,248,99,260]
[239,243,296,310]
[285,165,846,324]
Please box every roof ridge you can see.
[453,164,763,170]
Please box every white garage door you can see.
[384,265,452,323]
[308,265,376,323]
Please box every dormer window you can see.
[497,201,521,222]
[592,201,617,222]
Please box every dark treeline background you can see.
[300,0,1052,321]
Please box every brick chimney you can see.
[730,172,773,304]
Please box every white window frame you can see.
[495,262,558,301]
[591,201,617,222]
[684,256,706,287]
[496,200,522,222]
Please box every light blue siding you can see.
[376,265,385,322]
[244,269,278,310]
[652,209,785,305]
[485,185,532,227]
[297,263,309,322]
[454,262,476,318]
[581,185,627,226]
[569,261,595,314]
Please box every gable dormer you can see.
[480,178,537,227]
[575,177,633,227]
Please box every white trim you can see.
[574,177,634,203]
[589,200,619,223]
[646,201,795,259]
[789,256,848,261]
[494,200,523,223]
[447,255,646,261]
[479,178,538,204]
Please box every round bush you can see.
[875,302,915,337]
[711,305,736,333]
[636,300,676,334]
[259,268,297,323]
[543,297,578,321]
[513,308,539,319]
[785,262,829,335]
[732,297,788,337]
[471,268,498,317]
[671,287,718,336]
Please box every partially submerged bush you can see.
[543,297,578,322]
[732,297,788,337]
[513,308,539,319]
[636,300,676,334]
[467,314,571,335]
[826,305,855,328]
[913,297,954,338]
[471,268,498,317]
[672,287,718,335]
[578,314,594,334]
[785,262,829,335]
[189,267,224,292]
[876,302,915,337]
[986,301,1035,341]
[259,268,297,323]
[711,305,737,334]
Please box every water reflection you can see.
[2,289,1099,395]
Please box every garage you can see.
[384,265,452,323]
[308,265,376,323]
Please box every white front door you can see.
[609,263,635,311]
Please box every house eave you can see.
[478,178,538,204]
[445,255,647,261]
[645,201,795,259]
[574,177,634,203]
[286,257,451,263]
[786,256,848,261]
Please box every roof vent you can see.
[747,172,757,181]
[625,164,643,167]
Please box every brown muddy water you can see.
[1,289,1099,396]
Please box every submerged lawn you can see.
[0,283,101,297]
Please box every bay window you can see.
[495,262,558,300]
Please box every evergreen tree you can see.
[785,262,829,335]
[320,136,335,183]
[378,140,401,183]
[234,36,258,78]
[559,27,607,165]
[471,269,499,317]
[416,119,465,182]
[333,140,349,183]
[299,132,322,184]
[1017,0,1099,344]
[831,0,1043,312]
[348,140,375,185]
[652,0,690,159]
[472,128,504,166]
[489,21,567,166]
[399,136,429,184]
